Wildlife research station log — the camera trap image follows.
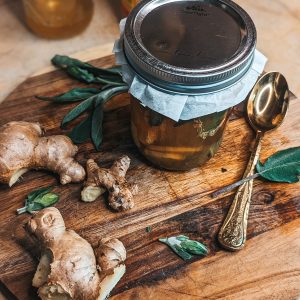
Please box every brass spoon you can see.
[218,72,290,251]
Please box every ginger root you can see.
[26,207,126,300]
[81,156,138,211]
[0,121,85,186]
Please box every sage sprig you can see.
[37,55,129,150]
[212,147,300,198]
[256,147,300,183]
[37,87,101,103]
[17,186,59,215]
[52,55,124,85]
[159,235,209,261]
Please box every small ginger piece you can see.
[26,207,126,300]
[0,121,85,186]
[81,156,138,211]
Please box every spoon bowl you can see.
[247,72,289,132]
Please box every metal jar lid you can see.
[124,0,257,94]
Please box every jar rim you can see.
[124,0,257,93]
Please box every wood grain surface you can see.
[0,55,299,300]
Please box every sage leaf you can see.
[93,85,129,106]
[60,85,128,147]
[36,88,100,103]
[159,236,208,261]
[52,55,122,76]
[106,66,123,75]
[61,94,97,128]
[256,147,300,183]
[91,85,129,150]
[27,193,59,213]
[17,186,59,215]
[181,240,209,256]
[34,193,59,206]
[27,186,53,202]
[66,66,123,85]
[52,55,124,84]
[91,103,104,151]
[68,114,92,144]
[173,244,193,261]
[175,235,189,242]
[52,55,91,69]
[66,66,96,83]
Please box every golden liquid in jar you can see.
[23,0,94,39]
[131,97,231,170]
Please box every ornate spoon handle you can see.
[218,131,263,251]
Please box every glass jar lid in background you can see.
[124,0,257,94]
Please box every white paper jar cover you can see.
[113,0,267,122]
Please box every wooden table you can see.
[0,53,299,300]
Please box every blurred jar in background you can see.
[22,0,94,39]
[121,0,139,15]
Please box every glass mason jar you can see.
[131,98,232,170]
[22,0,94,39]
[124,0,256,170]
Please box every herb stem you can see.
[212,173,260,198]
[17,206,27,215]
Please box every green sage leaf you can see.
[52,55,124,84]
[26,186,53,202]
[91,103,104,151]
[66,66,96,83]
[27,193,59,213]
[84,66,124,83]
[181,240,209,256]
[52,55,91,69]
[68,114,92,144]
[36,88,100,103]
[173,244,193,261]
[106,66,123,75]
[52,55,122,76]
[93,84,129,106]
[91,85,129,150]
[26,203,44,214]
[61,95,97,128]
[34,193,59,207]
[256,147,300,183]
[159,237,192,261]
[176,235,189,242]
[17,186,59,215]
[159,236,208,261]
[66,66,123,85]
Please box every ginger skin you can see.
[81,156,138,211]
[0,121,85,186]
[27,207,126,300]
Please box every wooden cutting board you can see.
[0,54,299,300]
